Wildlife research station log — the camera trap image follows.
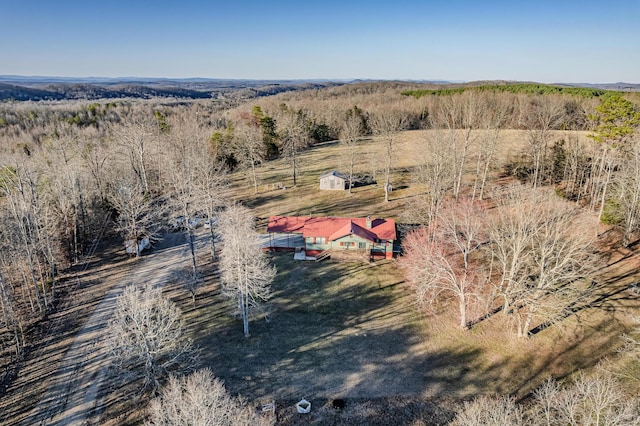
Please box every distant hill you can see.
[0,76,346,102]
[557,82,640,91]
[1,76,637,102]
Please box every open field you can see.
[234,129,592,220]
[162,129,640,421]
[220,128,640,398]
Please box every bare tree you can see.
[163,116,209,281]
[452,396,523,426]
[523,96,564,189]
[114,118,156,194]
[339,107,365,193]
[218,205,275,337]
[277,107,310,187]
[487,188,599,337]
[401,199,487,329]
[438,198,487,272]
[532,377,562,426]
[407,129,456,225]
[107,177,163,258]
[472,94,509,200]
[81,135,112,203]
[232,120,266,194]
[146,368,272,426]
[454,92,483,198]
[615,314,640,386]
[432,94,477,200]
[39,129,86,265]
[106,283,198,391]
[0,160,49,312]
[612,135,640,246]
[532,372,640,426]
[370,109,407,202]
[191,155,226,262]
[0,262,24,357]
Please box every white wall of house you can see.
[319,175,346,190]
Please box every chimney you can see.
[366,216,371,229]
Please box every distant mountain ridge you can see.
[557,82,640,91]
[0,75,347,85]
[0,76,347,101]
[0,76,637,102]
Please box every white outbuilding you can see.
[319,170,348,190]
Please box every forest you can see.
[1,81,640,425]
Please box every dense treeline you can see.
[401,82,616,99]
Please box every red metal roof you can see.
[267,216,396,241]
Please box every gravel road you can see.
[20,233,203,426]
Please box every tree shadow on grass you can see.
[192,254,563,411]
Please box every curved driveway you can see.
[20,233,202,426]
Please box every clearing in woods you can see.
[2,129,640,425]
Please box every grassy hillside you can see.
[191,128,640,402]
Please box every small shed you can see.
[319,171,348,191]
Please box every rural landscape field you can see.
[0,78,640,425]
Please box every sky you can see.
[0,0,638,83]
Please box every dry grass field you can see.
[175,129,640,422]
[233,129,592,219]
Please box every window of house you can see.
[312,237,316,244]
[358,242,366,249]
[318,237,325,244]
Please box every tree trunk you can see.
[208,226,217,261]
[188,228,197,279]
[138,142,149,194]
[454,130,471,199]
[516,312,527,338]
[292,148,297,186]
[459,295,468,329]
[240,292,250,338]
[348,150,354,194]
[471,150,483,200]
[384,137,392,202]
[251,160,258,194]
[596,159,613,237]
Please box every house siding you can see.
[305,236,330,251]
[330,234,371,250]
[319,173,347,190]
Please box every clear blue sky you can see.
[1,0,638,83]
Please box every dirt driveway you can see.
[10,232,199,426]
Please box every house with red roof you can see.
[266,215,396,260]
